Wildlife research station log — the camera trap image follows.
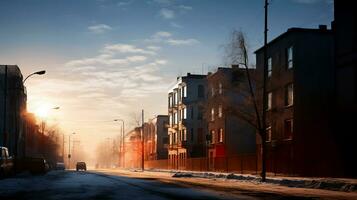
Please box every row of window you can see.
[266,119,293,142]
[169,129,187,144]
[210,105,223,121]
[209,128,224,144]
[267,46,293,78]
[168,84,206,108]
[169,107,187,125]
[211,82,223,96]
[266,83,294,110]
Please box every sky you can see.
[0,0,333,160]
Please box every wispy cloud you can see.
[117,0,133,7]
[167,38,199,46]
[178,5,192,11]
[146,31,199,46]
[88,24,112,34]
[170,22,183,28]
[159,8,175,19]
[103,44,156,55]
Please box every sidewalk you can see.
[95,168,357,200]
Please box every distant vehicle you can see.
[0,147,14,178]
[76,162,86,171]
[56,162,65,170]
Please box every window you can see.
[287,46,293,69]
[211,107,215,121]
[174,112,178,124]
[285,83,294,106]
[218,105,223,118]
[191,107,194,119]
[268,57,272,77]
[183,129,187,141]
[266,92,272,110]
[182,107,187,119]
[163,137,168,144]
[197,107,203,120]
[218,82,223,94]
[169,114,172,125]
[178,88,181,102]
[197,128,203,143]
[211,86,215,97]
[168,96,172,107]
[198,85,204,98]
[266,126,272,142]
[218,128,223,143]
[190,128,194,142]
[284,119,293,139]
[210,130,215,144]
[182,85,187,97]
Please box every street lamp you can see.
[23,70,46,84]
[114,119,125,168]
[68,132,76,169]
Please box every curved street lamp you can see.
[114,119,125,168]
[23,70,46,84]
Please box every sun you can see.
[35,104,51,118]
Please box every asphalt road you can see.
[0,170,315,200]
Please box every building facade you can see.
[167,73,207,169]
[144,115,169,161]
[0,65,27,157]
[206,67,256,171]
[332,1,357,177]
[255,26,338,176]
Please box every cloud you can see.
[103,44,156,55]
[170,22,183,28]
[178,5,192,11]
[117,0,132,7]
[88,24,112,34]
[153,31,172,38]
[146,46,161,51]
[159,8,175,19]
[166,38,199,46]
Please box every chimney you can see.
[231,64,239,68]
[319,24,327,30]
[187,73,191,76]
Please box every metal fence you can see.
[144,154,259,174]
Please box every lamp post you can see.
[114,119,125,168]
[23,70,46,84]
[68,132,76,169]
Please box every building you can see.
[124,127,142,169]
[206,67,256,171]
[0,65,27,157]
[167,73,207,169]
[144,115,169,161]
[255,26,338,176]
[332,1,357,177]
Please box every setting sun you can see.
[34,103,51,118]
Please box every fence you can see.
[144,154,259,174]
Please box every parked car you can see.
[76,162,86,171]
[55,162,65,170]
[0,147,14,178]
[25,157,50,174]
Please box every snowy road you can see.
[0,170,316,200]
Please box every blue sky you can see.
[0,0,334,153]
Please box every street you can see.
[0,170,317,200]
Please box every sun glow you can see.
[34,103,51,118]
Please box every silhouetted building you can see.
[255,26,338,176]
[0,65,27,157]
[206,67,256,170]
[332,1,357,177]
[167,73,207,169]
[144,115,169,161]
[124,127,142,169]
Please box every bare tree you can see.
[223,29,267,181]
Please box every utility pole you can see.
[141,109,144,171]
[261,0,269,182]
[2,65,7,147]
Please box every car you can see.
[56,162,65,170]
[0,147,14,178]
[25,157,50,174]
[76,162,86,171]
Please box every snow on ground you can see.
[146,168,357,192]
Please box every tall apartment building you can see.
[255,26,338,176]
[332,1,357,177]
[167,73,207,169]
[144,115,169,161]
[206,67,256,170]
[0,65,27,157]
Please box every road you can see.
[0,170,317,200]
